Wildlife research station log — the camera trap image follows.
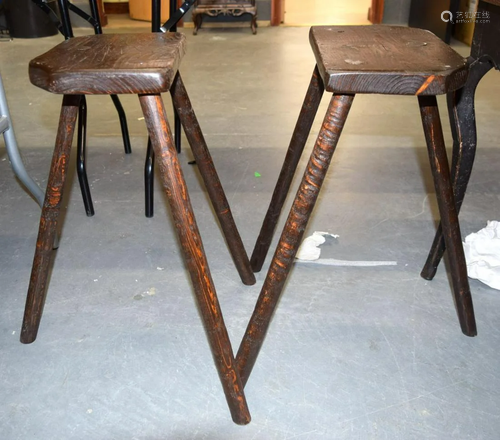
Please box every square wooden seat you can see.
[22,32,254,424]
[29,33,186,95]
[310,26,468,95]
[238,25,476,388]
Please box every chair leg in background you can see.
[110,94,132,154]
[145,137,155,218]
[418,95,477,337]
[0,73,45,208]
[250,65,325,272]
[174,106,181,153]
[20,95,81,344]
[139,93,251,425]
[236,94,354,386]
[76,96,95,217]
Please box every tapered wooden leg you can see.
[169,73,256,286]
[21,95,81,344]
[139,94,251,425]
[418,95,476,337]
[236,94,354,386]
[250,65,325,273]
[421,60,493,280]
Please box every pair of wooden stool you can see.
[22,25,477,423]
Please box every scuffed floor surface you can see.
[1,23,499,439]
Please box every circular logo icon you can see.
[441,10,454,23]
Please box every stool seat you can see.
[310,26,468,95]
[29,33,186,95]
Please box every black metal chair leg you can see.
[421,59,493,280]
[145,137,155,218]
[76,96,95,217]
[174,107,181,153]
[88,0,102,34]
[56,0,73,38]
[110,94,132,154]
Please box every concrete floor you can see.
[1,20,500,440]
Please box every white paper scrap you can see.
[295,231,397,267]
[463,220,500,290]
[296,231,339,261]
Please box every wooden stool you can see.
[22,32,253,425]
[238,25,476,387]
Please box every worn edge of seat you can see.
[29,67,178,95]
[309,27,469,96]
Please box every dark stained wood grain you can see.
[250,65,325,273]
[309,25,468,95]
[418,95,476,337]
[421,0,500,281]
[239,23,479,393]
[29,33,186,95]
[21,95,81,344]
[421,60,492,281]
[236,94,355,386]
[139,93,251,425]
[169,73,256,286]
[25,32,253,422]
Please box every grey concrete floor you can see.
[1,22,500,440]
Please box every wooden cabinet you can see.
[192,0,257,34]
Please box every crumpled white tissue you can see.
[295,231,397,267]
[296,231,339,261]
[463,221,500,290]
